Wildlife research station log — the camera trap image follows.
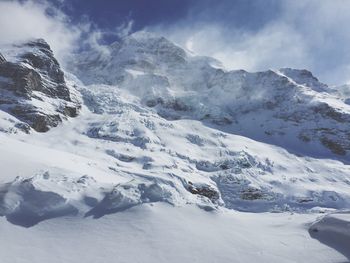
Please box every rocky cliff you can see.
[0,39,80,132]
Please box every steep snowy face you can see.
[69,32,350,160]
[279,68,328,92]
[69,32,221,99]
[0,39,80,132]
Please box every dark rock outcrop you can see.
[0,39,80,132]
[186,181,220,203]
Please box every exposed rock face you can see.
[0,39,80,132]
[186,181,220,203]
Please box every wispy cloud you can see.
[2,0,350,85]
[0,0,136,65]
[149,0,350,85]
[0,0,81,63]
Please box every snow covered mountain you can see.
[69,32,350,161]
[0,32,349,262]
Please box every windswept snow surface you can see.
[1,32,350,262]
[0,203,347,263]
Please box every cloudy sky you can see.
[1,0,350,85]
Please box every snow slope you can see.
[2,81,350,225]
[0,32,350,262]
[310,212,350,260]
[0,203,347,263]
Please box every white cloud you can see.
[0,0,81,63]
[2,0,350,85]
[0,0,134,67]
[115,20,134,38]
[149,0,350,85]
[166,23,309,71]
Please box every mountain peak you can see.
[21,38,51,50]
[126,31,164,41]
[119,31,186,56]
[279,67,328,91]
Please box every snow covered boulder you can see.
[85,180,178,218]
[0,175,78,227]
